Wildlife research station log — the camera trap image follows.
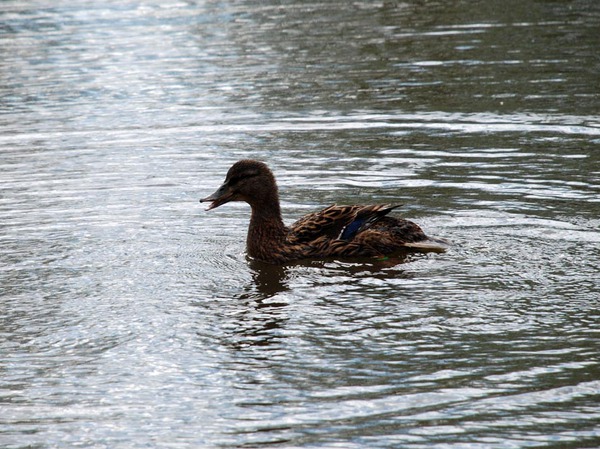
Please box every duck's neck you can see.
[247,200,287,260]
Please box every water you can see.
[1,1,599,447]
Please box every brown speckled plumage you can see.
[201,160,448,264]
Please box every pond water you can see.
[1,1,599,448]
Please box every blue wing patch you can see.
[338,205,401,241]
[339,219,366,240]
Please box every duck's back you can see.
[287,205,357,243]
[285,204,448,258]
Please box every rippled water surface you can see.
[1,1,600,448]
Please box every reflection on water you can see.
[244,255,416,301]
[1,0,600,448]
[245,260,291,300]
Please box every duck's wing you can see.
[287,205,359,244]
[287,204,399,244]
[338,204,401,241]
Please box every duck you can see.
[200,159,449,264]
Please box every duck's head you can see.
[200,159,278,210]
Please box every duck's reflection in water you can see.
[218,261,289,350]
[242,260,291,301]
[225,253,417,349]
[243,252,415,299]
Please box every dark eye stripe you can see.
[227,171,259,186]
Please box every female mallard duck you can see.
[201,159,448,264]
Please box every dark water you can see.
[1,1,600,448]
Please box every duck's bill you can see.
[200,184,232,210]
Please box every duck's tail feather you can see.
[404,236,450,252]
